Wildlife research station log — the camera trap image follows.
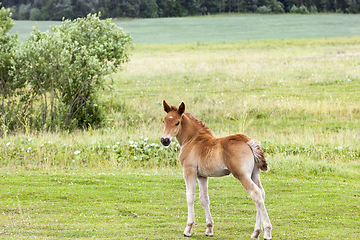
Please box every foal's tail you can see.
[246,140,269,172]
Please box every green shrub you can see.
[29,8,42,20]
[256,6,272,13]
[310,5,318,13]
[270,0,285,13]
[18,3,31,20]
[3,13,132,132]
[298,5,309,13]
[0,4,22,136]
[290,5,299,13]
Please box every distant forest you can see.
[1,0,360,21]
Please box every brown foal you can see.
[161,101,272,239]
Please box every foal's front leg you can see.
[183,170,197,237]
[198,177,214,236]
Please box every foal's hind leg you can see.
[251,167,266,239]
[233,172,272,240]
[244,178,271,239]
[198,177,214,236]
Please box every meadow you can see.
[2,15,360,239]
[9,14,360,43]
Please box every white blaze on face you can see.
[162,114,178,143]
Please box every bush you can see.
[256,6,272,13]
[270,0,285,13]
[18,3,31,20]
[2,12,132,133]
[290,4,309,13]
[298,5,309,13]
[0,4,22,136]
[310,5,318,13]
[29,8,42,20]
[290,5,299,13]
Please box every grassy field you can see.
[9,14,360,43]
[1,167,360,239]
[1,37,359,169]
[2,15,360,239]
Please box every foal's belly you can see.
[197,163,231,177]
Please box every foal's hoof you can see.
[251,229,261,239]
[263,227,272,240]
[205,231,214,237]
[263,234,272,240]
[183,233,191,237]
[205,229,214,237]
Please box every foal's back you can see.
[185,133,255,178]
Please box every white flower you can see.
[28,138,32,142]
[74,150,80,155]
[106,145,110,149]
[6,142,11,146]
[28,147,31,150]
[116,142,120,145]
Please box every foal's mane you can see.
[169,104,213,136]
[184,113,213,136]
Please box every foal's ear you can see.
[178,102,185,115]
[163,100,171,113]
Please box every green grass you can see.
[3,16,360,238]
[9,14,360,43]
[1,165,360,239]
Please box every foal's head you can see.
[161,100,185,146]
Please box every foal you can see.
[160,101,272,239]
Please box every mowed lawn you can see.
[1,168,360,239]
[9,14,360,43]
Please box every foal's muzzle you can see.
[161,137,171,146]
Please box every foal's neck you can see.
[176,113,212,147]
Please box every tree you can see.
[174,0,183,16]
[29,7,41,20]
[139,0,158,18]
[0,4,22,135]
[270,0,285,12]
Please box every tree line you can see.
[1,0,359,21]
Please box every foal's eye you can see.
[175,122,180,126]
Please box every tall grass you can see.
[0,37,359,170]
